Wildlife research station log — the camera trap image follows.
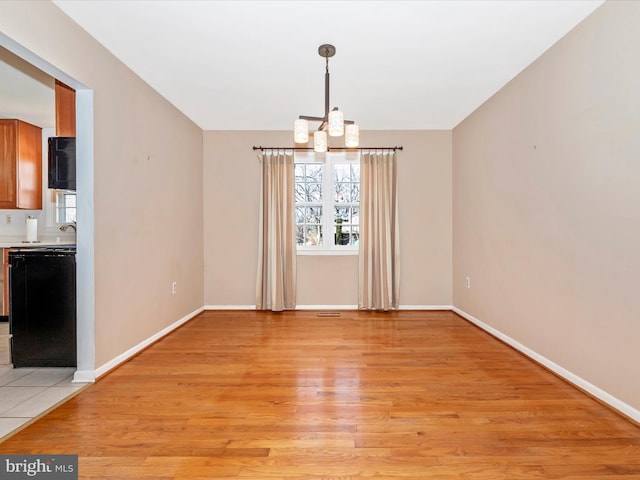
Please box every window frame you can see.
[54,190,77,224]
[295,151,360,256]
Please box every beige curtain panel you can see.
[256,151,297,311]
[359,150,400,310]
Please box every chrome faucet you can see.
[60,221,77,233]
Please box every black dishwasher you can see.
[9,247,77,367]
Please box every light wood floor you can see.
[1,310,639,479]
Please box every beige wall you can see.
[203,130,452,308]
[453,1,640,410]
[0,1,204,369]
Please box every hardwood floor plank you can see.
[1,310,638,479]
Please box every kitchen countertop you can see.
[0,237,76,248]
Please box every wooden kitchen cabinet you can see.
[55,80,76,137]
[0,119,42,210]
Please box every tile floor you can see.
[0,321,9,366]
[0,322,88,441]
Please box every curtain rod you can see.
[253,146,403,152]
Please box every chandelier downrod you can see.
[298,44,342,130]
[323,45,332,128]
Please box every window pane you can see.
[306,164,323,181]
[334,207,349,222]
[351,206,359,225]
[296,182,323,203]
[334,163,350,182]
[351,226,359,246]
[306,206,322,224]
[295,183,306,203]
[351,164,360,180]
[307,183,322,202]
[296,163,323,182]
[334,182,351,203]
[55,192,77,224]
[296,206,305,224]
[295,163,324,203]
[298,225,323,246]
[305,225,322,245]
[296,225,305,245]
[336,233,350,245]
[335,224,358,246]
[350,183,360,203]
[343,226,359,246]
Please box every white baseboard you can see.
[72,370,95,383]
[400,305,453,310]
[204,305,255,310]
[204,305,361,310]
[452,307,640,424]
[203,305,454,311]
[93,306,204,380]
[296,305,358,310]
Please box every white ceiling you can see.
[3,1,605,131]
[0,45,55,128]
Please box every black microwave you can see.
[48,137,76,191]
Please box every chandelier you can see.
[294,44,359,152]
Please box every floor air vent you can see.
[317,312,341,317]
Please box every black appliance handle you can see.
[9,254,25,269]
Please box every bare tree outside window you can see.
[295,156,359,250]
[295,163,324,245]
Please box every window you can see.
[55,191,77,224]
[295,153,360,253]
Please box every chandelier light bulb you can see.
[328,109,344,137]
[294,119,309,143]
[314,130,328,152]
[345,124,359,148]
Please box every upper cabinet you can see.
[0,119,43,210]
[55,80,76,137]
